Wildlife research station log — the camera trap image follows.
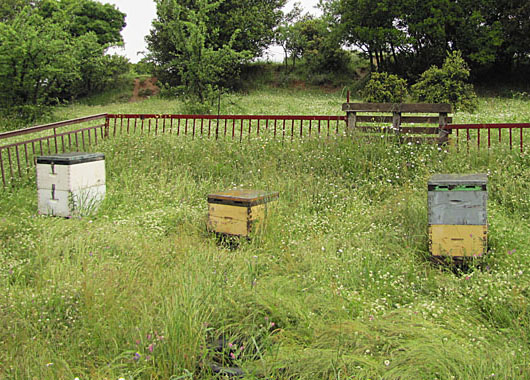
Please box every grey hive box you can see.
[428,174,488,257]
[36,152,106,217]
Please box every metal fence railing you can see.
[450,123,530,152]
[0,114,346,187]
[0,114,107,187]
[1,113,529,188]
[105,114,347,141]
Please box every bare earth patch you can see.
[130,77,160,102]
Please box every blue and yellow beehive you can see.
[428,174,488,258]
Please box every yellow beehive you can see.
[207,189,279,237]
[429,225,487,257]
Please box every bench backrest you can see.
[342,102,452,144]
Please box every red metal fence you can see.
[1,113,529,188]
[0,114,107,187]
[0,113,346,187]
[105,114,346,141]
[451,123,530,152]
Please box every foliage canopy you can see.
[0,0,127,120]
[147,0,285,103]
[328,0,528,76]
[412,51,478,112]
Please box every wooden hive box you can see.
[207,189,279,237]
[428,174,487,258]
[36,152,105,217]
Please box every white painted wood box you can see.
[36,152,105,217]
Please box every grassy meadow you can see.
[1,86,530,379]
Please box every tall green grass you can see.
[1,90,530,379]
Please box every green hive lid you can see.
[36,152,105,165]
[208,189,279,206]
[428,174,487,191]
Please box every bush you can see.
[412,51,478,112]
[361,72,409,103]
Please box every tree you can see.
[147,0,286,90]
[275,2,305,70]
[61,0,126,46]
[361,72,408,103]
[411,51,477,112]
[0,8,80,118]
[331,0,405,72]
[295,16,350,74]
[0,0,37,21]
[484,0,530,71]
[327,0,507,76]
[36,0,126,46]
[0,1,128,120]
[148,0,250,107]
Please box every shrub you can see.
[412,51,478,112]
[361,72,408,103]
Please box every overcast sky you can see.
[98,0,321,63]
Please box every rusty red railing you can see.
[451,123,530,152]
[1,113,529,188]
[0,113,346,187]
[0,114,108,187]
[105,114,346,142]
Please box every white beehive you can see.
[36,152,106,217]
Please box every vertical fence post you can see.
[392,112,401,138]
[438,112,449,145]
[346,111,357,136]
[104,114,110,138]
[0,149,5,187]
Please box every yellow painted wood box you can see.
[207,189,279,237]
[429,225,487,257]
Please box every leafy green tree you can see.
[484,0,530,70]
[0,1,128,120]
[285,16,349,75]
[147,0,285,90]
[275,2,305,70]
[0,0,37,21]
[331,0,405,72]
[361,72,408,103]
[0,8,80,118]
[35,0,126,46]
[62,0,126,46]
[149,0,250,108]
[328,0,508,76]
[411,51,477,112]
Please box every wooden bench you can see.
[342,103,452,144]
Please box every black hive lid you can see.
[36,152,104,165]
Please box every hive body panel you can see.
[207,190,277,237]
[36,152,105,217]
[428,174,487,258]
[428,191,487,225]
[429,225,487,257]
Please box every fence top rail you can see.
[342,103,452,113]
[106,114,346,121]
[449,123,530,129]
[0,113,107,141]
[0,122,105,150]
